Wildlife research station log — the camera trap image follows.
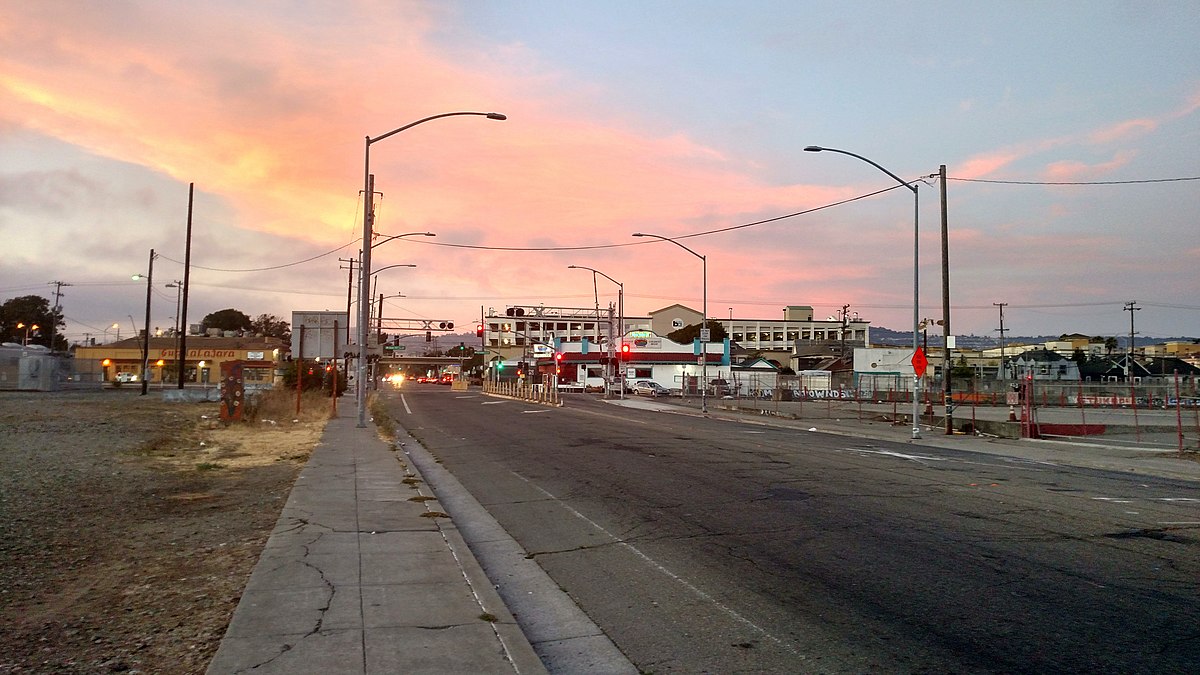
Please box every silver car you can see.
[634,381,668,397]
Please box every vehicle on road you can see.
[633,381,669,397]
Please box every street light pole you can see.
[805,145,921,438]
[568,265,625,399]
[632,233,707,413]
[132,249,156,396]
[357,111,505,427]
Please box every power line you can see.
[948,175,1200,185]
[155,240,358,272]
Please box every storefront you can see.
[74,336,287,386]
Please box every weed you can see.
[368,393,396,440]
[195,462,224,471]
[408,496,437,503]
[478,613,497,623]
[419,511,449,519]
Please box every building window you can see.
[732,333,744,342]
[557,322,567,330]
[773,332,784,341]
[634,368,652,379]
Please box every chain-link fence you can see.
[705,370,1199,451]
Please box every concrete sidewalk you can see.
[206,403,546,675]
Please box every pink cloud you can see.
[1088,119,1157,144]
[1043,150,1135,182]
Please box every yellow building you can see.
[74,335,287,386]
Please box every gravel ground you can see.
[0,388,327,674]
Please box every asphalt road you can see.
[384,385,1200,673]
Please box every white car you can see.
[633,381,669,397]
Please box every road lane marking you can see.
[482,401,508,405]
[522,409,551,414]
[851,448,946,463]
[399,394,413,414]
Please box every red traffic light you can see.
[620,343,631,361]
[555,352,564,361]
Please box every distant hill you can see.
[869,327,1197,350]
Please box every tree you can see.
[200,308,253,334]
[667,319,728,344]
[0,295,65,350]
[250,313,291,341]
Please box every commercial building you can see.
[73,335,287,386]
[481,303,870,366]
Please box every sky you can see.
[2,0,1198,347]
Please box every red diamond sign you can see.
[911,347,928,377]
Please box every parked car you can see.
[114,372,138,383]
[633,381,669,397]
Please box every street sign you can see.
[384,344,406,352]
[911,347,928,377]
[700,328,711,342]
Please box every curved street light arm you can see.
[372,232,435,250]
[368,111,506,146]
[803,146,917,193]
[567,264,622,288]
[371,263,418,276]
[631,232,705,261]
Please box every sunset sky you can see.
[2,1,1198,346]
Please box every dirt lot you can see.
[0,388,332,674]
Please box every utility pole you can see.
[340,256,358,345]
[177,183,194,390]
[49,280,71,351]
[839,304,850,359]
[1124,301,1140,378]
[994,302,1008,380]
[939,164,953,435]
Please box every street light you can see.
[165,281,183,385]
[15,322,39,346]
[368,263,417,332]
[567,265,625,399]
[804,145,921,439]
[131,248,156,396]
[357,109,506,427]
[632,233,708,413]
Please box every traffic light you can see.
[620,343,631,361]
[555,352,564,362]
[439,322,454,329]
[425,331,432,342]
[476,324,484,338]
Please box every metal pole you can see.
[940,164,953,434]
[618,283,625,400]
[911,182,920,438]
[356,160,373,426]
[702,254,707,414]
[140,249,154,396]
[177,183,193,389]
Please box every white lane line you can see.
[400,394,413,414]
[522,409,551,414]
[852,448,946,462]
[1153,498,1200,502]
[511,471,798,655]
[482,401,508,405]
[1092,497,1133,503]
